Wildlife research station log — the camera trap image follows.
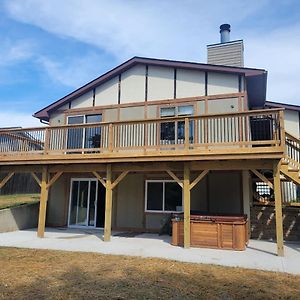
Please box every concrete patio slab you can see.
[0,228,299,275]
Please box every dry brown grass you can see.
[0,248,299,299]
[0,194,39,210]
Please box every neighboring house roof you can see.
[33,56,268,122]
[265,101,300,112]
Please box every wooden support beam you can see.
[104,164,112,242]
[92,171,106,188]
[250,169,274,190]
[31,172,41,187]
[273,161,284,256]
[47,171,63,189]
[111,170,129,190]
[189,170,209,190]
[166,170,183,188]
[183,162,190,249]
[37,166,49,238]
[0,172,14,189]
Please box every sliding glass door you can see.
[68,179,105,228]
[67,114,102,151]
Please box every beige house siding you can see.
[284,109,300,138]
[207,97,239,114]
[95,76,119,106]
[147,66,174,101]
[114,174,144,229]
[47,174,69,227]
[176,69,205,98]
[49,112,65,126]
[46,171,244,231]
[120,65,146,103]
[207,41,244,67]
[208,72,239,95]
[71,90,93,109]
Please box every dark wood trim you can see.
[145,65,148,101]
[174,68,177,99]
[92,88,96,106]
[118,74,121,104]
[205,72,208,96]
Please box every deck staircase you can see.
[281,132,300,185]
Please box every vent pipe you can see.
[220,24,230,43]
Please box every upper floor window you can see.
[160,105,194,145]
[67,114,102,150]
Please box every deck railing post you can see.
[108,123,113,152]
[184,118,190,149]
[44,128,50,154]
[279,110,286,150]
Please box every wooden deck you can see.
[0,108,285,165]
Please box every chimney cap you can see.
[220,24,231,33]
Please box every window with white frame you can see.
[145,180,183,212]
[160,105,194,145]
[67,114,102,150]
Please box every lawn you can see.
[0,194,40,210]
[0,248,299,299]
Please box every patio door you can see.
[68,179,106,228]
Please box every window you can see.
[145,180,183,212]
[160,105,194,145]
[67,114,102,150]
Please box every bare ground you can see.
[0,247,299,299]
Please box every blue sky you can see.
[0,0,300,127]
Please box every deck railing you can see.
[285,132,300,164]
[0,108,284,157]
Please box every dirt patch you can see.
[0,247,299,299]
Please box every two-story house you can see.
[0,24,299,256]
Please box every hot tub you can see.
[172,214,248,251]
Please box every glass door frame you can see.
[67,178,101,229]
[66,114,102,152]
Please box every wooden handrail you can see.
[0,108,284,156]
[0,108,284,133]
[285,132,300,144]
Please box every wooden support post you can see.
[273,161,284,256]
[183,162,191,248]
[104,164,112,242]
[37,166,49,238]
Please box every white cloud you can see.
[3,0,300,104]
[0,38,36,66]
[37,52,107,88]
[3,0,270,61]
[0,111,43,128]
